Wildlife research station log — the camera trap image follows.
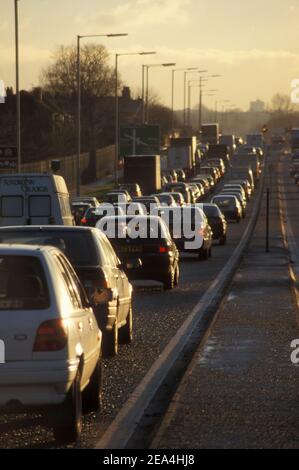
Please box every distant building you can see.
[250,99,265,113]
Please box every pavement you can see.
[153,150,299,449]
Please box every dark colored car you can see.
[175,169,186,182]
[81,205,125,227]
[201,203,227,245]
[132,196,160,214]
[71,202,92,226]
[154,206,213,260]
[229,179,252,200]
[192,177,211,196]
[200,166,219,183]
[152,193,177,207]
[98,215,179,290]
[162,192,185,206]
[211,195,242,223]
[118,183,142,198]
[219,189,246,217]
[0,226,133,357]
[206,159,226,177]
[164,183,191,204]
[71,197,100,207]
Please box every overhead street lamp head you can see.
[139,51,157,55]
[162,63,176,67]
[107,33,128,37]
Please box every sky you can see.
[1,0,299,111]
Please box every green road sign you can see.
[120,125,160,157]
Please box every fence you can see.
[21,145,115,193]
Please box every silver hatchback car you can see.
[0,245,102,444]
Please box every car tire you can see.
[163,267,175,290]
[53,368,82,445]
[219,234,227,246]
[119,304,133,344]
[82,358,103,414]
[102,320,118,358]
[199,247,209,260]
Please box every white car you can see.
[0,245,102,444]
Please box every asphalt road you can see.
[0,171,260,449]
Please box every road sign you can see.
[120,125,160,157]
[0,146,17,171]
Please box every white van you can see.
[0,174,74,226]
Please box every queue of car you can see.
[0,146,257,445]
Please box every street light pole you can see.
[76,33,128,197]
[145,63,176,124]
[76,35,81,197]
[14,0,21,172]
[171,68,197,135]
[114,51,156,185]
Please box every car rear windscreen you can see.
[203,205,221,217]
[0,255,50,310]
[0,231,97,266]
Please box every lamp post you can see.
[183,70,207,128]
[76,33,128,197]
[171,67,197,135]
[115,51,156,185]
[143,63,176,124]
[14,0,21,172]
[199,74,221,130]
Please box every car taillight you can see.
[33,319,68,352]
[81,217,87,225]
[159,245,173,254]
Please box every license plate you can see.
[118,245,143,254]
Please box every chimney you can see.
[122,86,131,100]
[32,87,43,103]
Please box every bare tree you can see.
[270,93,294,114]
[40,43,121,180]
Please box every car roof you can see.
[0,243,59,256]
[0,225,100,234]
[213,194,237,200]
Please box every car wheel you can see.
[174,264,180,287]
[219,234,227,246]
[53,368,82,445]
[102,320,118,358]
[119,304,133,344]
[199,247,209,260]
[163,267,175,290]
[82,358,103,414]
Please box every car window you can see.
[0,255,50,310]
[1,196,24,217]
[58,253,90,308]
[100,235,118,267]
[29,196,51,217]
[0,230,97,266]
[55,254,82,310]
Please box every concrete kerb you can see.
[95,157,267,450]
[278,156,299,290]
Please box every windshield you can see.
[0,230,98,266]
